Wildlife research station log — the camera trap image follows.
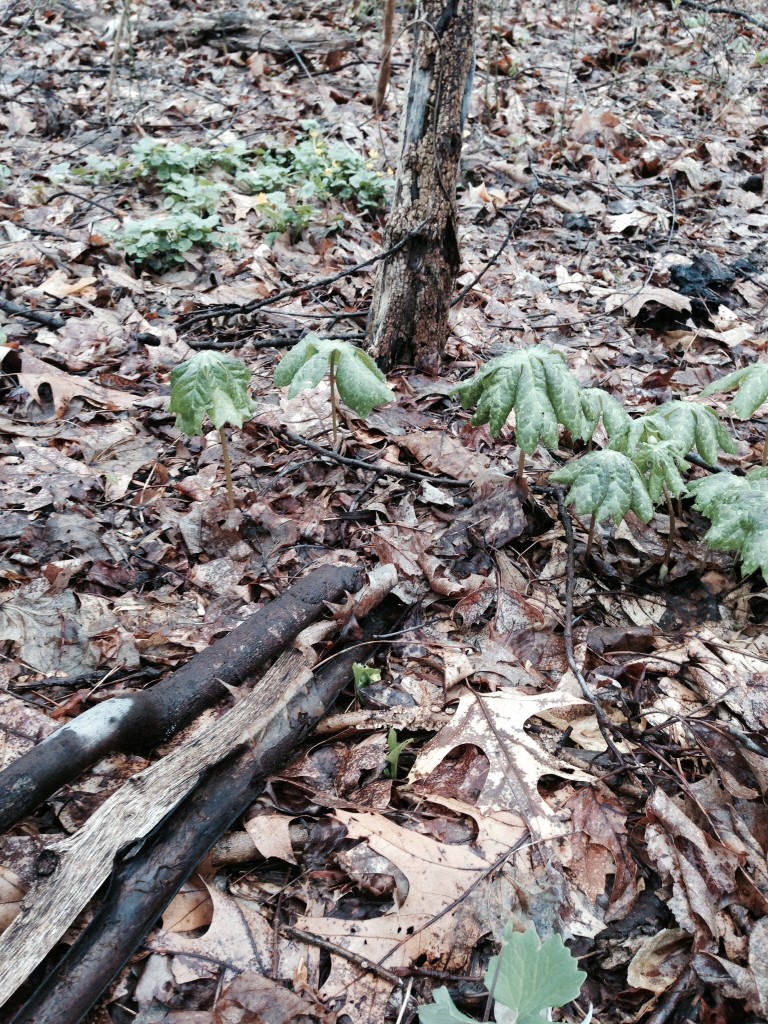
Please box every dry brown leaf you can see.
[605,287,692,319]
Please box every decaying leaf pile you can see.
[1,0,768,1022]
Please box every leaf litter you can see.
[1,0,768,1021]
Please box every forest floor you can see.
[1,0,768,1022]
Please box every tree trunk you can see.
[368,0,476,373]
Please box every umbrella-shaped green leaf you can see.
[274,333,395,418]
[551,449,654,525]
[689,468,768,580]
[631,439,689,504]
[169,351,256,436]
[702,362,768,419]
[451,346,592,451]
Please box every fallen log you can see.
[0,565,396,1014]
[0,562,361,835]
[6,586,402,1024]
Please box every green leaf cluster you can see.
[106,211,223,272]
[689,468,768,579]
[702,362,768,419]
[451,345,591,449]
[274,334,395,419]
[551,449,654,525]
[611,400,737,465]
[418,922,585,1024]
[169,351,256,437]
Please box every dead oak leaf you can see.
[408,690,592,836]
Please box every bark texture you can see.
[0,563,360,834]
[368,0,476,372]
[7,597,403,1024]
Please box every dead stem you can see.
[516,448,525,484]
[219,426,235,510]
[585,514,596,560]
[329,352,339,448]
[662,483,675,577]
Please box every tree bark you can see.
[6,594,403,1024]
[0,563,360,834]
[368,0,476,373]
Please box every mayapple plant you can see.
[273,333,395,444]
[689,468,768,581]
[702,361,768,465]
[169,351,256,510]
[418,921,586,1024]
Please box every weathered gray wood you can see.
[368,0,476,372]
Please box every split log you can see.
[0,562,360,834]
[8,595,403,1024]
[367,0,476,372]
[0,565,397,1018]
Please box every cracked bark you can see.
[368,0,476,373]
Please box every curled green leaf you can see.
[702,362,768,419]
[551,449,654,525]
[169,351,256,436]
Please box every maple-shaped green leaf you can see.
[581,387,631,440]
[631,439,689,504]
[417,987,476,1024]
[551,449,654,525]
[702,362,768,419]
[486,924,586,1024]
[689,468,768,579]
[274,333,395,418]
[611,401,737,465]
[169,351,256,436]
[451,345,592,450]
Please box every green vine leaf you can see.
[689,468,768,580]
[274,333,395,418]
[417,987,476,1024]
[612,400,737,465]
[581,387,631,441]
[631,439,690,504]
[551,449,654,525]
[169,351,256,437]
[451,345,592,450]
[702,362,768,419]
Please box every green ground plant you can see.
[106,211,222,272]
[273,334,396,445]
[168,351,256,510]
[702,361,768,465]
[383,728,413,778]
[418,921,586,1024]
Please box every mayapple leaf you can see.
[485,923,586,1024]
[702,362,768,419]
[581,387,631,440]
[169,351,256,437]
[631,439,689,504]
[689,469,768,580]
[611,401,737,465]
[451,345,592,450]
[417,987,477,1024]
[274,333,395,418]
[551,449,654,525]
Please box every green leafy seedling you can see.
[419,920,586,1024]
[580,387,631,442]
[702,362,768,465]
[612,400,737,466]
[689,468,768,581]
[352,663,382,692]
[451,346,593,483]
[274,333,395,445]
[551,449,654,559]
[169,351,256,510]
[631,439,690,576]
[384,728,413,778]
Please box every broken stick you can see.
[0,562,361,834]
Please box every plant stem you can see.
[662,483,676,576]
[219,426,235,510]
[763,438,767,467]
[329,351,339,447]
[585,514,595,560]
[516,448,525,484]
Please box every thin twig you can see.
[277,428,472,488]
[677,0,768,31]
[280,924,403,987]
[179,218,429,328]
[554,487,626,764]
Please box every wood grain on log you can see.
[0,565,396,1016]
[0,563,361,834]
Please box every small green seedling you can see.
[169,351,256,510]
[107,211,221,272]
[689,468,768,581]
[452,346,594,483]
[384,728,413,778]
[274,333,395,445]
[352,663,382,691]
[419,920,586,1024]
[551,449,654,559]
[702,362,768,465]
